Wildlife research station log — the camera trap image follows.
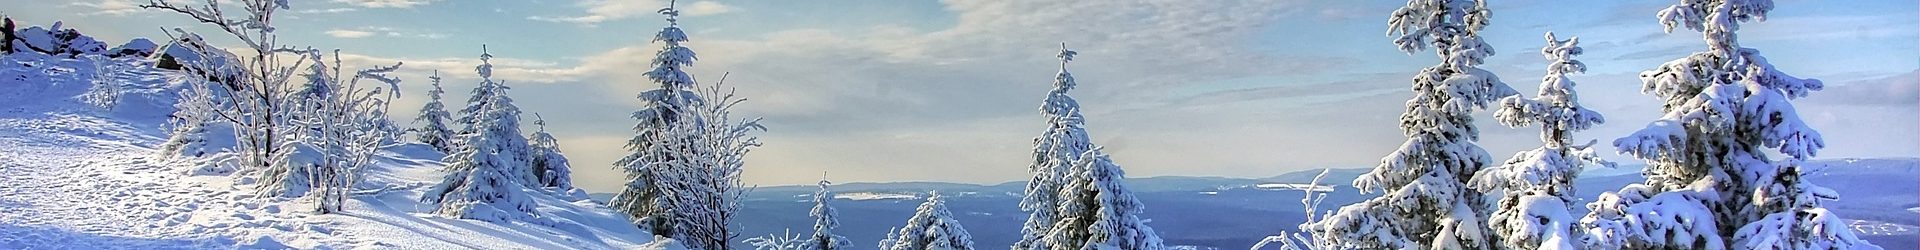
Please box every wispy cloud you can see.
[323,26,449,39]
[297,8,359,14]
[324,29,377,38]
[530,0,735,25]
[331,0,434,9]
[69,0,142,16]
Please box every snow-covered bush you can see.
[1312,0,1516,249]
[80,54,124,110]
[1587,0,1880,249]
[1016,44,1095,250]
[143,0,406,214]
[1467,32,1611,250]
[883,192,975,250]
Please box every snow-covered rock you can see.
[108,38,158,58]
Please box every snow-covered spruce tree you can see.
[611,0,708,239]
[412,70,455,153]
[884,192,975,250]
[450,46,536,187]
[1585,0,1878,249]
[624,74,763,250]
[1467,32,1609,250]
[804,177,849,250]
[418,96,537,222]
[1044,148,1165,250]
[1015,43,1095,250]
[528,114,575,190]
[454,46,502,136]
[143,0,406,204]
[1310,0,1516,249]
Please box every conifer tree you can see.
[884,192,975,250]
[418,97,536,222]
[1311,0,1517,249]
[528,114,574,190]
[412,70,455,153]
[1044,148,1165,250]
[1468,32,1609,250]
[1016,43,1094,250]
[1585,0,1878,249]
[805,177,849,250]
[611,0,707,237]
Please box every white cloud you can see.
[336,53,589,85]
[70,0,142,16]
[542,0,1330,186]
[323,26,449,40]
[324,29,376,38]
[332,0,434,9]
[682,1,734,16]
[297,8,359,14]
[531,0,735,25]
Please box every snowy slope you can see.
[0,53,657,249]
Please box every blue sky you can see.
[14,0,1917,193]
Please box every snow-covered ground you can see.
[0,53,657,249]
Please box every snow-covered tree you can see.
[412,70,455,153]
[884,192,975,250]
[610,0,715,241]
[142,1,406,209]
[454,46,503,136]
[1016,43,1095,250]
[1588,0,1878,249]
[804,177,849,250]
[448,46,536,187]
[286,49,403,214]
[1310,0,1516,249]
[1468,32,1610,250]
[418,95,537,222]
[1044,148,1165,250]
[528,114,575,190]
[616,72,763,249]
